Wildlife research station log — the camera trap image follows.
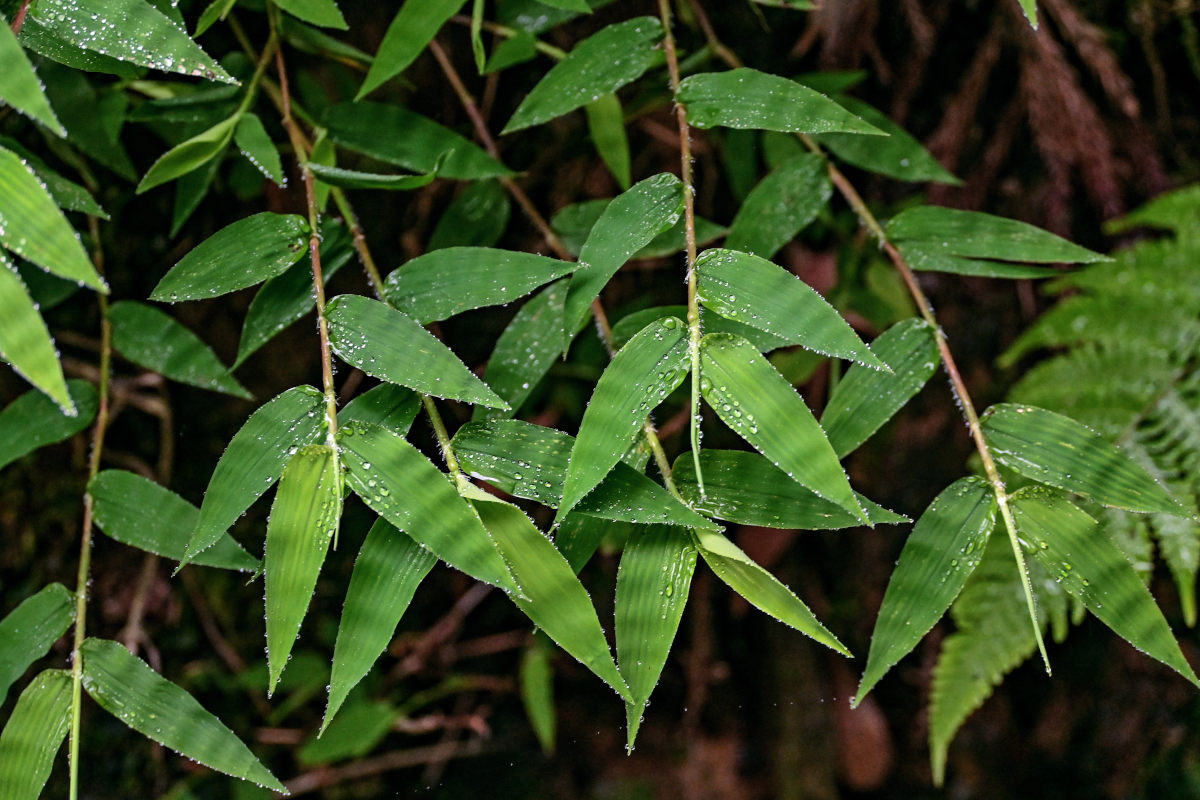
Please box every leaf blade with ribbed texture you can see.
[233,113,285,186]
[338,384,419,435]
[136,114,236,194]
[307,162,441,191]
[725,153,831,258]
[0,380,96,471]
[0,585,74,705]
[812,96,961,185]
[357,0,468,98]
[473,279,566,420]
[0,22,65,136]
[0,669,71,800]
[0,257,74,414]
[586,93,631,190]
[275,0,347,29]
[428,180,511,250]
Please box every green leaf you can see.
[185,386,325,563]
[473,498,631,701]
[171,153,221,236]
[0,147,105,292]
[151,212,309,302]
[1018,0,1038,28]
[325,294,508,409]
[615,525,696,747]
[136,114,236,194]
[699,333,866,521]
[677,69,885,135]
[562,173,683,346]
[519,634,557,754]
[357,0,469,98]
[695,248,884,369]
[109,301,251,399]
[0,585,74,705]
[265,445,341,693]
[0,669,72,800]
[18,18,139,78]
[557,317,689,522]
[0,256,74,414]
[821,318,940,457]
[31,0,235,83]
[1012,489,1198,685]
[307,161,441,191]
[0,139,106,218]
[233,113,285,186]
[1104,184,1200,239]
[812,96,961,185]
[537,0,590,10]
[693,528,850,655]
[470,0,485,71]
[89,470,259,571]
[196,0,238,35]
[982,403,1185,514]
[585,94,631,190]
[0,21,65,136]
[502,17,662,134]
[80,638,285,792]
[428,180,511,250]
[325,518,436,730]
[304,700,396,765]
[384,247,573,323]
[472,279,566,420]
[856,478,996,704]
[612,305,789,354]
[550,197,725,260]
[324,102,513,180]
[673,450,906,529]
[0,380,97,471]
[338,384,420,435]
[275,0,346,29]
[724,153,831,259]
[338,420,516,591]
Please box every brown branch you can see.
[282,738,492,796]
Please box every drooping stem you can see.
[10,0,30,34]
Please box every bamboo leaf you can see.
[80,638,285,792]
[136,114,236,194]
[519,633,557,754]
[151,212,309,302]
[821,318,940,457]
[1012,489,1198,685]
[982,403,1186,514]
[357,0,469,98]
[537,0,590,10]
[699,333,866,521]
[557,318,689,522]
[0,585,74,705]
[0,139,106,218]
[384,247,573,323]
[275,0,347,29]
[673,450,906,529]
[677,69,885,135]
[185,385,326,563]
[812,96,961,185]
[303,700,396,765]
[325,519,436,730]
[0,21,65,136]
[725,153,832,259]
[611,304,790,354]
[551,198,726,261]
[428,180,511,250]
[233,113,285,186]
[338,384,420,435]
[89,470,259,572]
[338,420,516,591]
[472,279,566,420]
[109,301,251,399]
[693,528,850,655]
[502,18,663,134]
[326,294,508,409]
[856,478,996,704]
[0,256,74,414]
[695,248,884,369]
[0,380,97,471]
[1018,0,1038,28]
[0,669,71,800]
[307,161,442,191]
[265,445,342,693]
[585,93,631,190]
[615,525,696,748]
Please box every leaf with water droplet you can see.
[0,21,66,137]
[233,113,285,186]
[0,380,96,471]
[137,113,237,194]
[0,668,72,799]
[0,255,75,415]
[275,0,347,29]
[725,153,832,259]
[0,585,74,706]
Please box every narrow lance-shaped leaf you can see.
[0,21,66,136]
[428,180,511,250]
[725,153,832,259]
[586,93,632,190]
[0,584,74,705]
[0,380,97,471]
[551,198,725,260]
[0,669,72,800]
[699,333,866,521]
[615,525,696,748]
[81,638,285,792]
[307,161,443,191]
[0,256,74,414]
[325,519,436,730]
[519,633,557,755]
[137,114,236,194]
[357,0,469,98]
[338,384,420,435]
[275,0,347,29]
[265,445,342,694]
[233,113,285,186]
[0,140,106,218]
[557,318,690,523]
[856,478,996,705]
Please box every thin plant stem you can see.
[449,15,568,60]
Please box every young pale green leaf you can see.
[586,94,631,190]
[185,386,325,563]
[673,450,906,529]
[1019,0,1038,28]
[856,478,996,705]
[812,96,961,185]
[151,212,309,302]
[31,0,234,83]
[265,445,341,694]
[562,174,684,346]
[0,147,104,292]
[383,247,573,323]
[0,380,96,471]
[136,114,236,194]
[699,333,866,522]
[725,153,832,259]
[233,113,285,186]
[693,528,850,655]
[982,403,1185,514]
[472,279,566,420]
[473,498,631,702]
[0,585,74,705]
[356,0,468,98]
[557,317,689,523]
[80,638,285,792]
[324,102,513,180]
[1012,489,1198,685]
[325,519,436,730]
[428,180,511,250]
[275,0,347,29]
[502,17,663,133]
[109,301,251,399]
[338,421,516,591]
[0,257,74,414]
[821,318,940,457]
[0,669,71,800]
[338,384,420,435]
[677,69,885,135]
[89,470,259,571]
[519,633,557,754]
[325,294,508,409]
[0,22,65,136]
[307,162,442,191]
[615,525,696,748]
[695,248,884,369]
